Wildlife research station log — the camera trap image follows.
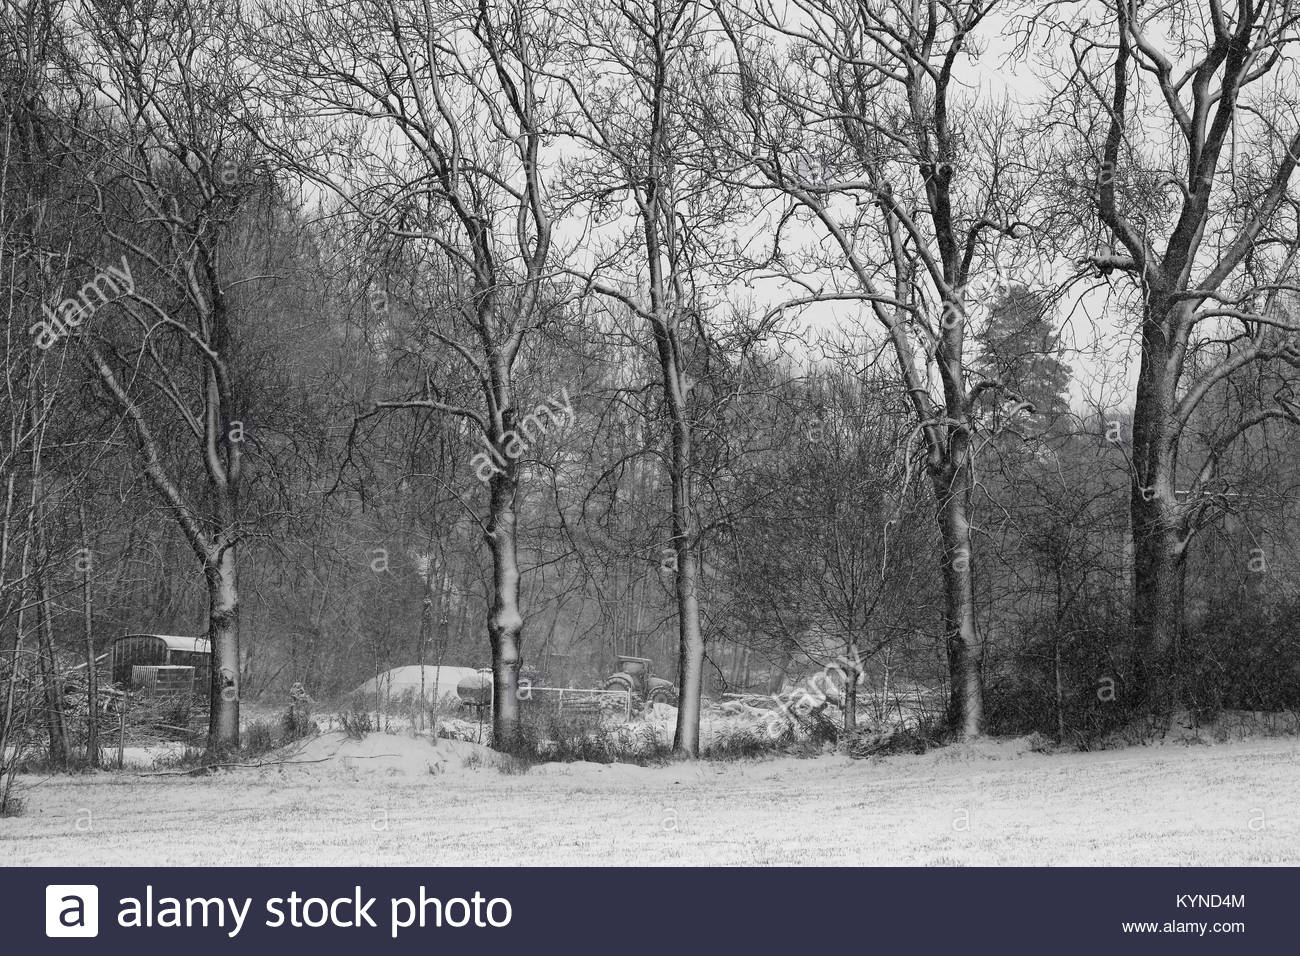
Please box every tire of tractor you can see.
[648,686,678,706]
[604,674,635,694]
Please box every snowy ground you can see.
[3,730,1298,865]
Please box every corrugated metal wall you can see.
[110,635,168,685]
[131,665,196,696]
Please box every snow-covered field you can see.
[3,730,1298,865]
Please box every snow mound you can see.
[268,731,489,777]
[352,665,480,704]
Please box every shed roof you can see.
[119,634,211,654]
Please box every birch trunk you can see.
[28,405,66,766]
[671,528,705,756]
[78,502,98,766]
[34,570,67,767]
[664,360,705,758]
[842,641,859,737]
[205,546,240,752]
[485,464,523,749]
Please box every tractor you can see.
[602,655,678,706]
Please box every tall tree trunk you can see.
[842,639,859,737]
[1129,302,1187,715]
[933,456,982,739]
[28,420,66,766]
[672,540,705,756]
[1130,493,1187,715]
[78,502,98,767]
[485,465,523,750]
[205,546,240,753]
[34,569,67,768]
[669,398,705,758]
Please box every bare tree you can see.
[65,0,273,751]
[554,0,755,754]
[1047,0,1300,712]
[719,0,1039,736]
[254,0,562,747]
[727,367,936,734]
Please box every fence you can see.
[520,686,632,721]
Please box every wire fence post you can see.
[117,696,127,770]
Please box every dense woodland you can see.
[3,0,1300,767]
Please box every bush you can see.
[496,754,531,775]
[702,727,791,760]
[282,682,318,741]
[151,746,210,770]
[846,715,945,757]
[496,706,669,766]
[982,600,1135,745]
[242,720,276,758]
[783,703,840,747]
[1184,600,1300,717]
[282,709,318,742]
[340,706,373,740]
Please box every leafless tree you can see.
[1043,0,1300,712]
[718,0,1040,736]
[253,0,564,746]
[553,0,756,753]
[63,0,273,751]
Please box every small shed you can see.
[110,634,210,689]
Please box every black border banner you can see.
[2,867,1284,954]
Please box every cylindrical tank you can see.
[456,670,493,707]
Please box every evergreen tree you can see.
[975,284,1072,431]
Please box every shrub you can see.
[341,706,372,740]
[242,720,276,757]
[496,706,669,766]
[981,599,1135,745]
[496,754,531,775]
[461,750,484,770]
[703,727,786,761]
[151,746,210,770]
[846,714,945,757]
[1184,600,1300,717]
[283,682,318,741]
[0,794,26,817]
